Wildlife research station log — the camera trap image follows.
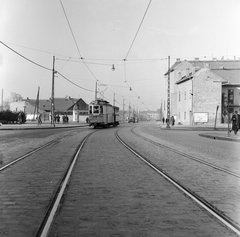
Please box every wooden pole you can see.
[51,56,55,127]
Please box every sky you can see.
[1,0,240,111]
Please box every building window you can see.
[178,72,182,79]
[179,91,181,101]
[228,89,234,105]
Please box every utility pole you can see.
[1,89,3,111]
[51,56,55,127]
[166,56,171,128]
[123,98,125,123]
[33,86,40,120]
[129,102,131,121]
[95,81,97,100]
[113,93,115,107]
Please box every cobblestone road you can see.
[0,129,91,237]
[48,127,238,237]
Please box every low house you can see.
[9,96,89,122]
[68,98,89,123]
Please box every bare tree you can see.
[3,92,23,110]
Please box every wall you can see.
[193,68,222,124]
[177,79,192,125]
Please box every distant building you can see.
[164,58,240,125]
[9,96,89,122]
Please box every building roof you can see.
[211,69,240,85]
[175,67,233,85]
[165,59,240,75]
[68,98,89,111]
[25,97,79,112]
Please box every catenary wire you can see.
[124,0,152,59]
[0,41,52,71]
[57,72,94,92]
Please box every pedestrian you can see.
[162,117,165,124]
[57,114,60,123]
[171,116,175,126]
[86,117,89,124]
[37,113,42,125]
[231,111,239,135]
[18,112,22,125]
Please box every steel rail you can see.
[0,129,88,172]
[115,130,240,236]
[131,127,240,179]
[0,138,60,172]
[35,131,94,237]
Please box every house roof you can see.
[68,98,89,111]
[165,59,240,75]
[211,69,240,85]
[25,97,79,112]
[175,67,232,85]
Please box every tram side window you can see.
[100,106,103,114]
[93,106,99,114]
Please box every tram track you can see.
[115,128,240,236]
[35,131,94,237]
[131,127,240,179]
[0,128,88,172]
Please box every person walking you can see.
[162,117,165,124]
[18,112,22,125]
[171,116,175,127]
[231,111,239,135]
[37,113,42,125]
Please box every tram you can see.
[88,99,120,128]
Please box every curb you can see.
[0,124,89,130]
[199,134,240,143]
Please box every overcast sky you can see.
[1,0,240,111]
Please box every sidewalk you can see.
[159,122,240,143]
[0,121,89,130]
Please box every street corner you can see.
[199,132,240,142]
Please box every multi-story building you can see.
[164,59,240,125]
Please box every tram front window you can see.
[93,106,99,114]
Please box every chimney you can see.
[194,58,199,61]
[176,58,181,62]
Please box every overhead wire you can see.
[121,0,153,109]
[59,0,99,83]
[57,72,94,92]
[124,0,152,60]
[0,41,52,71]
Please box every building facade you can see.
[9,96,89,122]
[165,59,240,125]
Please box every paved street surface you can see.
[0,121,239,237]
[48,127,238,237]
